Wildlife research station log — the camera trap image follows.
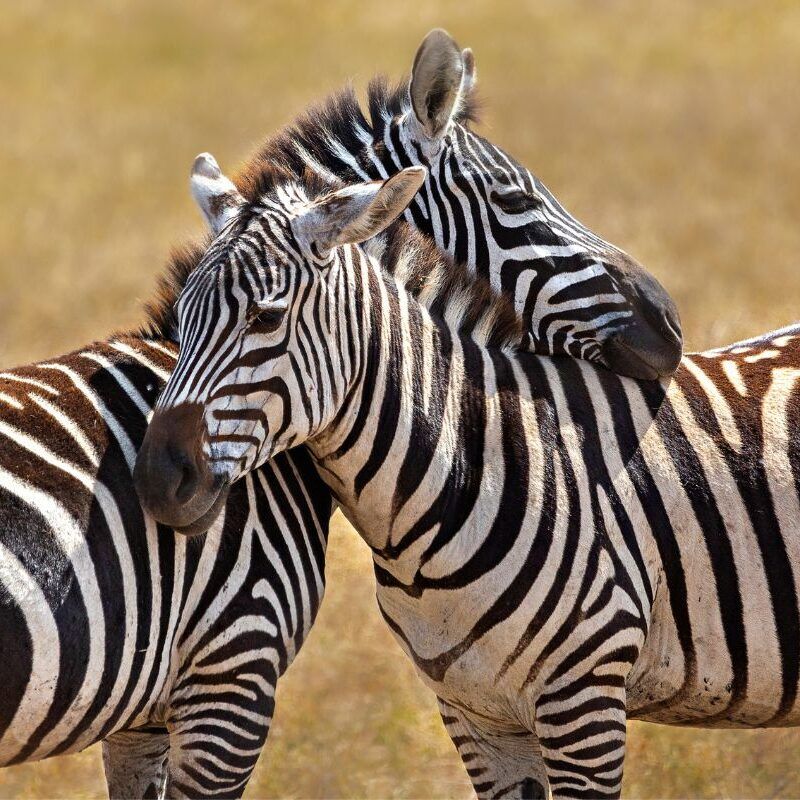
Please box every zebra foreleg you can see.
[534,687,627,800]
[102,727,170,799]
[163,690,273,799]
[437,697,549,799]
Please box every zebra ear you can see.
[410,29,474,140]
[190,153,245,235]
[298,167,427,256]
[460,47,477,97]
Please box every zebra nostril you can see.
[174,459,200,505]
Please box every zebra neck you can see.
[308,257,512,559]
[303,251,676,578]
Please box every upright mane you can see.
[137,239,207,342]
[138,78,480,342]
[372,222,522,351]
[236,77,479,203]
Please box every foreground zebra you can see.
[0,319,330,797]
[138,159,800,800]
[1,30,680,798]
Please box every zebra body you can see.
[624,327,800,728]
[0,334,330,797]
[138,163,800,799]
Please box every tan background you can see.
[2,1,800,797]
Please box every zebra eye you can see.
[490,188,541,214]
[247,303,286,333]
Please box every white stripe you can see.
[0,392,23,410]
[0,373,59,395]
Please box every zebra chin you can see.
[169,482,230,537]
[600,298,683,380]
[602,322,683,380]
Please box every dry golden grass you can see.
[2,1,800,797]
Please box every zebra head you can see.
[134,154,425,534]
[367,29,682,379]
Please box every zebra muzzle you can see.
[134,402,228,536]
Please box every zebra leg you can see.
[438,697,549,799]
[163,688,273,799]
[102,727,170,799]
[534,689,627,800]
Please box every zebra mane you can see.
[138,78,481,343]
[373,221,522,351]
[137,239,208,342]
[235,76,479,203]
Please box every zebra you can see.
[1,30,682,798]
[243,28,683,381]
[0,295,331,797]
[137,158,800,800]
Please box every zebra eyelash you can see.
[489,187,543,214]
[246,301,288,333]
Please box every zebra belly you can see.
[625,548,800,728]
[628,628,800,728]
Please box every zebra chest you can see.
[374,580,540,725]
[373,519,653,729]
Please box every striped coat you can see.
[0,333,329,798]
[1,28,684,797]
[139,163,800,799]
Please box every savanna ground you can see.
[2,1,800,797]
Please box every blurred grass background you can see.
[2,1,800,797]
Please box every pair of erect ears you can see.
[191,29,475,253]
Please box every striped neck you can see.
[306,230,678,574]
[309,233,525,555]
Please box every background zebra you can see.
[0,305,330,797]
[243,29,682,380]
[138,159,800,800]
